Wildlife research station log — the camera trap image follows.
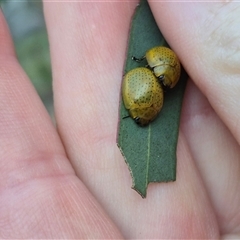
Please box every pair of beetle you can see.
[122,46,181,126]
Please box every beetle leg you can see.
[157,75,165,84]
[134,117,141,124]
[157,75,171,91]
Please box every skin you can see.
[0,1,240,239]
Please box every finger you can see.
[44,2,137,194]
[45,2,220,238]
[149,2,240,146]
[0,10,122,239]
[0,10,66,190]
[182,80,240,236]
[148,2,240,236]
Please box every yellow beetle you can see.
[133,46,181,89]
[122,67,163,126]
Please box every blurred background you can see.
[1,0,54,120]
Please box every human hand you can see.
[0,2,240,239]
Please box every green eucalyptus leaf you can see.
[117,0,187,198]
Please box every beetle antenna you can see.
[122,115,130,119]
